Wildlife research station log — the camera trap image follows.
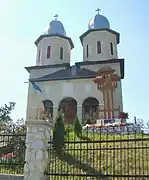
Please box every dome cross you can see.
[54,14,59,20]
[96,8,101,14]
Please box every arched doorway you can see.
[58,98,77,124]
[40,100,53,121]
[82,97,99,124]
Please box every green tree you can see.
[52,114,65,154]
[0,102,16,132]
[74,116,82,136]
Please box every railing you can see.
[46,126,149,179]
[0,132,26,175]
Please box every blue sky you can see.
[0,0,149,121]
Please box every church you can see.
[25,9,124,125]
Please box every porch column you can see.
[77,105,82,124]
[24,120,54,180]
[53,106,58,123]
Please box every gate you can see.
[45,126,149,179]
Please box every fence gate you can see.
[45,126,149,179]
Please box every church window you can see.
[38,50,40,62]
[37,50,40,63]
[110,42,114,55]
[97,41,101,54]
[60,47,63,60]
[47,46,51,58]
[86,45,89,57]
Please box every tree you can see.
[147,120,149,129]
[119,112,129,123]
[0,102,16,132]
[52,114,65,154]
[74,116,82,136]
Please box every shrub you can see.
[52,114,65,154]
[74,116,82,136]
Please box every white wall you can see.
[26,78,104,120]
[82,30,118,61]
[36,36,71,65]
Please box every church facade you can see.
[25,10,124,124]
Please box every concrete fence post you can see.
[23,120,53,180]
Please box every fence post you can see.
[23,120,54,180]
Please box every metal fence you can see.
[0,131,26,175]
[46,126,149,179]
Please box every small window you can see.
[47,46,51,58]
[97,41,101,54]
[60,47,63,60]
[110,42,114,55]
[86,45,89,57]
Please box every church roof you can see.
[29,66,97,82]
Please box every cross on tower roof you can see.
[54,14,59,20]
[96,8,101,14]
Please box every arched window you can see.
[47,46,51,58]
[60,47,63,60]
[110,42,114,55]
[43,100,53,120]
[97,41,101,54]
[86,45,89,57]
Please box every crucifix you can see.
[93,67,121,120]
[96,8,101,14]
[54,14,59,20]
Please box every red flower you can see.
[2,152,16,159]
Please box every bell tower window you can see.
[110,42,114,55]
[60,47,63,60]
[38,50,40,62]
[86,45,89,57]
[97,41,101,54]
[47,46,51,58]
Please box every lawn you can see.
[46,128,149,180]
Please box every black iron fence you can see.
[0,131,26,174]
[46,126,149,179]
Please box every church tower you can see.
[78,9,124,119]
[80,9,119,62]
[35,14,74,66]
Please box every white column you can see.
[53,106,58,123]
[77,105,82,123]
[24,120,54,180]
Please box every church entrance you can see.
[82,97,99,124]
[59,98,77,124]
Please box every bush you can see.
[74,116,82,136]
[52,114,65,154]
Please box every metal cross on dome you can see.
[96,8,101,14]
[54,14,59,20]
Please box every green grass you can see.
[47,130,149,180]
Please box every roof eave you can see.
[35,34,74,49]
[80,28,120,45]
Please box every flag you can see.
[31,82,42,93]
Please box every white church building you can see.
[25,9,124,124]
